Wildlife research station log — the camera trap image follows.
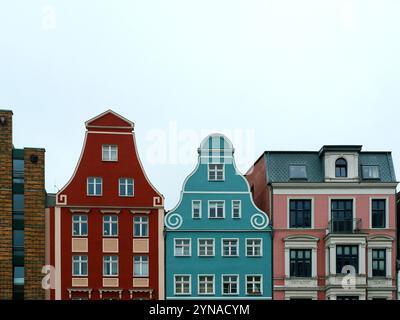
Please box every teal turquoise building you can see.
[165,134,272,300]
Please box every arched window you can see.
[335,158,347,177]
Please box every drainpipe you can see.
[269,183,274,300]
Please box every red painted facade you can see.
[47,110,164,300]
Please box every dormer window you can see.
[208,164,224,181]
[335,158,347,177]
[289,165,307,180]
[362,165,380,179]
[102,145,118,161]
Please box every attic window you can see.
[335,158,348,178]
[289,165,307,180]
[362,165,380,179]
[102,145,118,161]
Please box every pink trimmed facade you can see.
[272,192,397,300]
[246,145,398,300]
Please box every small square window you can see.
[87,177,102,196]
[209,201,225,219]
[119,178,134,197]
[289,165,307,180]
[362,166,380,179]
[102,145,118,161]
[209,164,224,181]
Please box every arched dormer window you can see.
[335,158,347,178]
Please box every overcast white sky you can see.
[1,1,399,209]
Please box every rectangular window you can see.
[232,200,241,219]
[174,275,191,295]
[119,178,134,197]
[13,194,24,212]
[87,177,102,196]
[102,145,118,161]
[331,200,353,233]
[134,216,149,237]
[192,201,201,219]
[13,159,24,183]
[246,275,262,295]
[336,245,359,274]
[208,164,224,181]
[174,239,191,257]
[13,230,24,248]
[372,199,386,228]
[289,200,312,228]
[290,249,312,277]
[246,239,262,257]
[72,215,88,237]
[362,165,380,179]
[289,165,307,180]
[198,239,215,257]
[372,249,386,277]
[209,201,225,219]
[198,275,215,295]
[222,239,239,257]
[103,256,118,276]
[222,275,239,295]
[13,266,24,285]
[103,215,118,237]
[134,256,149,277]
[72,256,88,276]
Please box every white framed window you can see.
[370,198,389,229]
[103,256,118,276]
[246,239,263,257]
[222,275,239,295]
[208,164,224,181]
[134,216,149,237]
[198,275,215,295]
[246,275,263,295]
[72,215,88,237]
[103,215,118,237]
[102,145,118,161]
[232,200,241,219]
[174,275,191,295]
[133,256,149,277]
[192,200,202,219]
[72,256,88,277]
[174,239,191,257]
[119,178,134,197]
[222,239,239,257]
[87,177,102,196]
[209,201,225,219]
[198,239,215,257]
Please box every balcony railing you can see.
[328,218,362,234]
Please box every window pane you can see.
[14,267,24,285]
[13,194,24,212]
[13,230,24,247]
[289,166,307,179]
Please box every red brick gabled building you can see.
[47,110,164,300]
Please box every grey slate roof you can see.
[264,150,397,183]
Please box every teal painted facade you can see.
[165,134,272,300]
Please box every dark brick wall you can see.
[0,110,13,300]
[24,148,46,300]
